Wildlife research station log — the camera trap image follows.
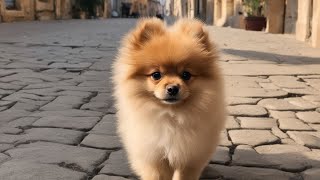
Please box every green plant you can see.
[243,0,264,17]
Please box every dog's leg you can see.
[173,166,204,180]
[136,160,174,180]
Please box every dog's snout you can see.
[166,85,179,96]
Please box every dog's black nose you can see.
[166,85,179,96]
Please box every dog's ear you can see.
[129,18,166,49]
[173,19,211,50]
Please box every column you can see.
[295,0,312,41]
[265,0,286,34]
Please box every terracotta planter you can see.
[244,16,266,31]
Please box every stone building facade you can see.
[166,0,320,48]
[0,0,73,22]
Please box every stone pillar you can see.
[284,0,298,34]
[265,0,286,34]
[296,0,312,41]
[312,0,320,48]
[214,0,234,27]
[206,0,213,24]
[188,0,195,18]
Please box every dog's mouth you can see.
[161,98,180,104]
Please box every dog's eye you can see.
[181,71,191,81]
[151,72,162,80]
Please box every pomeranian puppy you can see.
[112,18,226,180]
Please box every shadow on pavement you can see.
[222,49,320,65]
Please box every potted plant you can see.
[243,0,266,31]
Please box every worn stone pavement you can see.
[0,19,320,180]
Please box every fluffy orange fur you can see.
[112,18,226,180]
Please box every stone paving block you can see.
[0,161,87,180]
[53,96,84,105]
[209,164,297,180]
[259,82,280,90]
[25,128,85,145]
[6,142,107,172]
[225,76,261,88]
[283,87,320,95]
[255,144,310,154]
[226,97,261,105]
[271,127,288,139]
[227,87,288,98]
[269,110,296,119]
[0,134,24,144]
[305,79,320,90]
[238,117,277,129]
[90,93,113,102]
[0,153,9,163]
[57,90,93,98]
[254,144,320,171]
[0,100,14,107]
[0,127,23,134]
[0,109,31,126]
[92,175,130,180]
[78,81,108,87]
[296,111,320,124]
[0,106,7,111]
[6,117,39,128]
[3,92,55,102]
[219,130,232,146]
[303,95,320,105]
[287,131,320,148]
[227,105,268,117]
[90,115,117,135]
[285,97,318,110]
[30,109,103,117]
[232,145,273,167]
[0,82,22,90]
[310,124,320,130]
[40,103,79,111]
[33,116,100,130]
[278,118,313,131]
[11,102,40,111]
[211,146,230,164]
[259,98,315,111]
[225,116,240,129]
[302,168,320,180]
[200,165,221,179]
[23,82,77,90]
[81,102,111,112]
[81,134,122,149]
[229,130,279,146]
[0,89,14,95]
[0,144,13,152]
[100,150,134,177]
[49,62,92,69]
[269,76,307,88]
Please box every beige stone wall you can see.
[0,0,35,22]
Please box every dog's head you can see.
[115,18,220,108]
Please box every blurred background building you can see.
[0,0,319,48]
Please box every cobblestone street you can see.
[0,19,320,180]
